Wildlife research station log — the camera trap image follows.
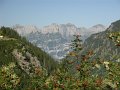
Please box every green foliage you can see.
[0,26,20,39]
[109,32,120,46]
[0,40,18,66]
[0,62,20,89]
[71,35,83,52]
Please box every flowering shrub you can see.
[0,62,20,89]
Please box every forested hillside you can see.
[0,27,57,89]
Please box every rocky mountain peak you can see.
[107,20,120,32]
[41,23,59,34]
[92,24,105,28]
[65,23,76,26]
[13,24,39,36]
[88,24,106,34]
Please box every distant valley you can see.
[13,23,107,59]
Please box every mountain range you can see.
[13,23,106,59]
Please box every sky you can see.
[0,0,120,28]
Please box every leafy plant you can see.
[0,63,20,89]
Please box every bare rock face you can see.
[12,49,41,76]
[40,23,106,40]
[41,23,59,34]
[13,24,39,36]
[41,23,81,38]
[88,24,107,34]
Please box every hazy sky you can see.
[0,0,120,28]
